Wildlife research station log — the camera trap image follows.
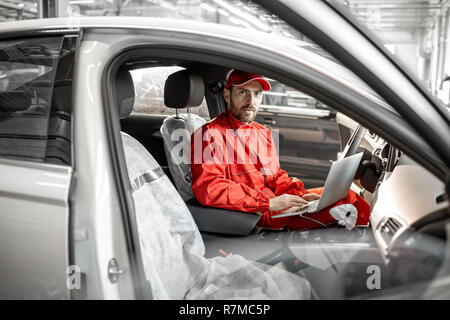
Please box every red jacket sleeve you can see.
[268,166,309,197]
[190,128,271,213]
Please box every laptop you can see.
[272,152,363,219]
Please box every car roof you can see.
[0,16,261,37]
[0,16,392,112]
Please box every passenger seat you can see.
[160,70,207,201]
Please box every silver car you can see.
[0,0,449,300]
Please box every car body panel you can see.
[0,158,71,299]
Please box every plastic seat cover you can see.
[160,113,206,201]
[121,132,310,299]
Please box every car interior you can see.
[114,55,450,299]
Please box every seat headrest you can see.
[115,68,135,119]
[164,70,204,109]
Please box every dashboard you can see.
[336,112,449,263]
[369,150,448,260]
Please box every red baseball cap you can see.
[225,70,271,91]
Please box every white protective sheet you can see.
[121,132,311,300]
[160,113,206,201]
[329,204,358,230]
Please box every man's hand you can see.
[269,194,309,212]
[302,193,321,201]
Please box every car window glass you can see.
[256,79,339,188]
[0,36,75,165]
[130,66,210,120]
[0,62,52,91]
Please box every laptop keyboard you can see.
[307,200,319,212]
[272,199,320,219]
[300,199,319,214]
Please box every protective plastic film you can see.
[121,132,310,299]
[160,113,206,201]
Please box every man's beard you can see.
[229,100,258,123]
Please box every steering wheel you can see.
[341,124,367,158]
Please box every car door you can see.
[0,35,75,299]
[78,10,449,299]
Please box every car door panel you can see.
[0,159,71,299]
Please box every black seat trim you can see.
[186,198,261,236]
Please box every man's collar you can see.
[225,108,254,130]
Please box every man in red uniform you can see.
[190,70,370,230]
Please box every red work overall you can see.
[191,108,370,230]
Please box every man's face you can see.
[224,80,264,123]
